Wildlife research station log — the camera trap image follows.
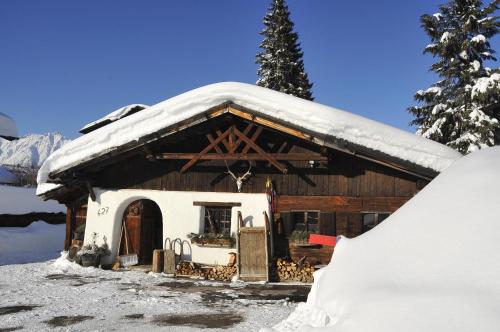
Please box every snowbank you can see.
[37,82,461,191]
[268,146,500,332]
[0,185,65,214]
[0,221,65,265]
[0,132,70,168]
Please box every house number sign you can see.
[97,207,109,216]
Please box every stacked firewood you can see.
[175,261,236,281]
[275,258,314,283]
[206,265,237,281]
[176,261,205,278]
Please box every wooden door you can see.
[121,200,163,265]
[122,201,142,257]
[140,200,163,264]
[238,227,269,281]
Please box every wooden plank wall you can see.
[91,116,424,198]
[95,152,421,198]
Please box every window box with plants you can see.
[289,230,318,247]
[187,231,236,248]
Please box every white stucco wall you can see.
[83,188,269,265]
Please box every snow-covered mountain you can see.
[0,133,70,168]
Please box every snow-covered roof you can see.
[0,112,18,139]
[37,82,461,193]
[80,104,149,134]
[0,165,17,184]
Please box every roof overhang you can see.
[47,103,437,185]
[38,82,462,198]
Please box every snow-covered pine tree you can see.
[408,0,500,154]
[256,0,314,101]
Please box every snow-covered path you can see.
[0,257,307,331]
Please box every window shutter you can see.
[319,212,336,236]
[336,212,362,238]
[336,212,349,237]
[348,213,363,238]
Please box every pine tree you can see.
[408,0,500,154]
[256,0,314,101]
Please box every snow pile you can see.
[52,251,85,272]
[268,146,500,332]
[0,112,17,138]
[0,165,17,184]
[0,185,65,214]
[37,82,461,190]
[0,221,65,265]
[80,103,149,132]
[0,132,70,168]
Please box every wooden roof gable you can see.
[47,103,437,187]
[151,121,327,174]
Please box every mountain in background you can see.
[0,132,70,168]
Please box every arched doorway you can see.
[120,199,163,265]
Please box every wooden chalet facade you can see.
[38,83,460,280]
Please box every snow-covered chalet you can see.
[36,82,461,280]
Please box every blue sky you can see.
[1,1,498,138]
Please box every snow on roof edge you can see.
[36,183,63,196]
[80,104,149,132]
[37,82,462,193]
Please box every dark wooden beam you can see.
[228,123,254,154]
[233,127,287,173]
[268,141,289,167]
[155,153,327,161]
[241,126,263,154]
[228,126,235,151]
[215,129,231,151]
[206,133,225,154]
[180,127,232,173]
[85,180,96,202]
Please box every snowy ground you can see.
[0,221,65,265]
[0,185,65,215]
[0,256,308,331]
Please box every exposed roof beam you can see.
[180,125,232,173]
[154,153,327,161]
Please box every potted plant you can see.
[77,232,111,267]
[290,230,311,245]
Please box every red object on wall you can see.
[309,234,336,246]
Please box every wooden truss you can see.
[152,124,327,174]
